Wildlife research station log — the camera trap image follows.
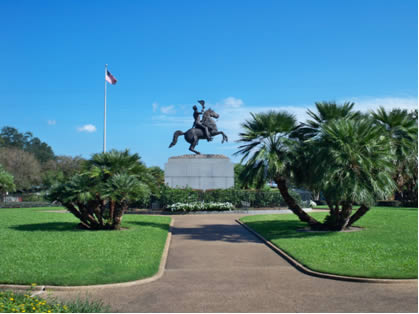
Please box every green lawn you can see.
[240,206,418,279]
[0,207,171,286]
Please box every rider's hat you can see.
[197,100,205,106]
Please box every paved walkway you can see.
[51,214,417,312]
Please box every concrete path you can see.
[51,214,417,312]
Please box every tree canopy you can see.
[0,126,55,163]
[235,103,417,230]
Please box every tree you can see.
[235,111,321,227]
[41,155,85,188]
[0,165,15,201]
[291,101,361,200]
[0,147,42,190]
[371,107,418,204]
[235,108,397,231]
[293,101,360,141]
[47,150,151,230]
[312,118,396,230]
[0,126,55,163]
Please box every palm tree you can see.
[102,174,150,230]
[292,101,360,141]
[48,174,103,230]
[235,111,321,227]
[291,101,361,201]
[371,107,418,203]
[314,118,396,229]
[48,150,151,230]
[235,110,396,231]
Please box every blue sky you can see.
[1,0,417,168]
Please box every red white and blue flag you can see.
[106,70,117,85]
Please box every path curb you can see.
[0,218,174,292]
[236,219,418,284]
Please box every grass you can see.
[0,290,110,313]
[0,207,171,286]
[240,206,418,279]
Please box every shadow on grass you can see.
[11,220,172,233]
[243,220,338,240]
[9,222,82,232]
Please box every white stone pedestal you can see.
[164,154,234,190]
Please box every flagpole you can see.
[103,64,107,153]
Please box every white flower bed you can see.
[168,201,235,212]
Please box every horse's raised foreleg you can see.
[210,131,228,144]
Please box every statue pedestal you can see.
[164,154,234,190]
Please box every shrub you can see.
[376,200,402,207]
[47,150,151,230]
[158,186,200,208]
[0,290,109,313]
[0,202,54,208]
[168,201,235,212]
[157,186,303,209]
[21,193,45,202]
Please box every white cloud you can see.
[47,120,56,125]
[218,97,244,108]
[349,96,418,112]
[152,102,159,112]
[77,124,97,133]
[160,105,176,114]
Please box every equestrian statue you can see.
[169,100,228,154]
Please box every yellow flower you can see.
[31,283,37,286]
[10,297,14,301]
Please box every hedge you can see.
[0,202,56,208]
[156,186,302,209]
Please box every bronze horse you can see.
[169,108,228,154]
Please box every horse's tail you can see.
[169,130,184,148]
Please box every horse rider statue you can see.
[193,100,212,141]
[168,99,228,154]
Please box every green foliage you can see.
[41,156,85,188]
[168,201,235,212]
[235,111,298,188]
[0,290,109,313]
[375,200,402,207]
[21,193,45,202]
[0,148,42,191]
[315,118,396,206]
[293,101,360,141]
[234,102,409,230]
[157,186,302,209]
[0,202,54,208]
[371,107,418,204]
[47,149,151,230]
[0,165,15,199]
[158,185,199,207]
[0,126,54,163]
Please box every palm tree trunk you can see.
[347,204,370,227]
[109,200,116,223]
[338,202,353,231]
[275,177,321,227]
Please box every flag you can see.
[106,70,117,85]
